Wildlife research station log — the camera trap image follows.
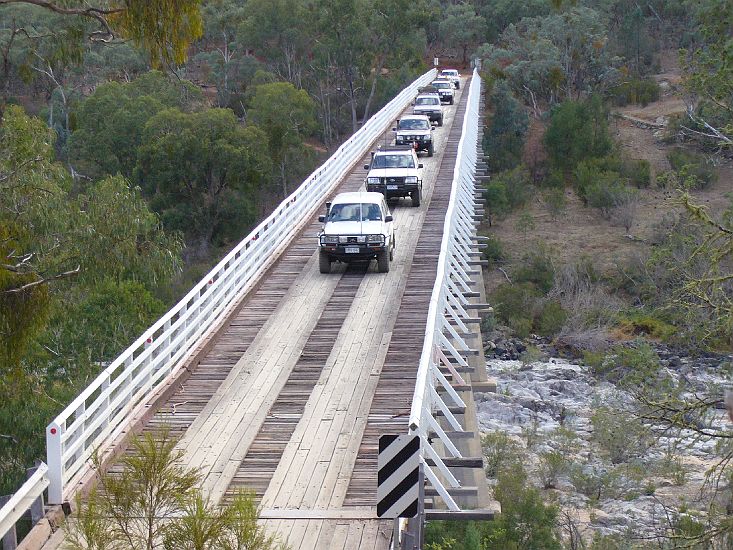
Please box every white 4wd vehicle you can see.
[317,192,395,273]
[440,69,461,89]
[412,93,444,126]
[431,79,455,104]
[393,114,435,157]
[364,145,423,207]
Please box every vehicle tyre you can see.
[377,250,390,273]
[427,142,434,157]
[450,97,454,105]
[411,189,421,207]
[389,237,395,261]
[319,252,331,274]
[438,116,443,127]
[456,82,460,89]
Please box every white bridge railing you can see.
[408,69,482,511]
[42,69,437,506]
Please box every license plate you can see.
[387,185,398,190]
[345,246,360,254]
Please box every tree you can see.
[65,428,285,550]
[679,0,733,148]
[483,81,529,172]
[136,107,271,249]
[438,3,486,65]
[248,81,317,198]
[0,0,204,68]
[544,96,612,172]
[68,71,202,179]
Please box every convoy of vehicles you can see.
[318,70,462,273]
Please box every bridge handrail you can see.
[0,463,49,542]
[44,69,437,505]
[408,69,482,510]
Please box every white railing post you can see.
[46,423,63,505]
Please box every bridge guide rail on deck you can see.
[35,69,437,508]
[402,68,489,540]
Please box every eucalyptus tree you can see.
[438,3,486,66]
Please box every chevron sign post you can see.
[377,434,421,518]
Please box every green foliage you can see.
[666,147,718,190]
[514,248,555,294]
[608,77,660,107]
[477,0,552,42]
[483,166,530,218]
[491,283,541,338]
[66,428,284,550]
[585,177,637,220]
[538,450,568,489]
[482,432,523,478]
[438,3,486,64]
[545,96,612,172]
[591,406,652,464]
[616,312,677,341]
[137,107,271,246]
[542,188,566,220]
[482,235,505,267]
[249,81,318,197]
[483,81,529,172]
[536,301,568,337]
[477,7,615,106]
[69,72,203,179]
[591,341,671,393]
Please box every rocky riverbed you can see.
[476,339,733,542]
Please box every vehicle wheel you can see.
[438,116,443,127]
[377,250,390,273]
[427,143,434,157]
[456,82,460,89]
[450,97,454,105]
[411,189,421,207]
[319,252,331,274]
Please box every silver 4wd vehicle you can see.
[431,79,455,104]
[317,192,395,273]
[364,145,423,207]
[393,114,435,157]
[412,93,444,126]
[439,68,460,89]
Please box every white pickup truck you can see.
[317,192,395,273]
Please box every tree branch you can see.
[2,265,80,294]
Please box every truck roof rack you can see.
[376,144,414,152]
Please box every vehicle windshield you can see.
[371,154,415,169]
[442,70,457,76]
[398,119,430,130]
[328,202,382,222]
[415,97,439,106]
[432,81,451,89]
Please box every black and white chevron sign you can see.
[377,434,421,518]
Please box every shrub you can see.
[483,81,529,172]
[538,450,569,489]
[591,406,652,464]
[484,180,509,216]
[536,300,568,336]
[482,432,523,478]
[608,77,661,107]
[544,96,612,172]
[667,148,718,189]
[622,158,651,188]
[484,166,531,217]
[482,235,505,266]
[616,312,677,340]
[573,157,620,201]
[585,176,637,220]
[514,249,555,293]
[542,188,566,220]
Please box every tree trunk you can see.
[361,54,385,125]
[280,157,288,199]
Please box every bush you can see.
[482,235,505,267]
[608,77,661,107]
[585,175,637,220]
[538,450,569,489]
[544,96,612,172]
[483,81,529,172]
[667,147,718,189]
[482,432,523,478]
[616,312,677,340]
[622,158,651,188]
[542,188,566,220]
[536,301,568,336]
[514,249,555,293]
[591,406,652,464]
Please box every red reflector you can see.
[146,337,153,344]
[50,428,57,435]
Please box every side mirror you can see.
[318,215,326,223]
[418,163,423,169]
[430,127,435,131]
[364,164,370,170]
[385,215,393,222]
[392,127,397,132]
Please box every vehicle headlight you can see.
[405,176,418,183]
[367,177,380,184]
[321,235,338,244]
[367,234,385,243]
